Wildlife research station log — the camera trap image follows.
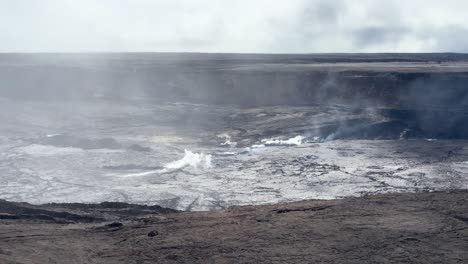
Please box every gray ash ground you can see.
[1,191,468,263]
[1,97,468,211]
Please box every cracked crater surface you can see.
[1,99,468,211]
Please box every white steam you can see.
[117,149,213,177]
[262,135,305,146]
[325,133,336,141]
[161,149,213,172]
[217,134,236,147]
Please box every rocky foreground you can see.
[1,191,468,263]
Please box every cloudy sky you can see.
[1,0,468,53]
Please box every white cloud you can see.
[1,0,468,52]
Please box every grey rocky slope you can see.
[1,191,468,263]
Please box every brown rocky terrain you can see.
[1,191,468,263]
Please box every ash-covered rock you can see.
[1,191,467,263]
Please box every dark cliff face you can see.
[1,53,468,108]
[2,66,468,107]
[2,53,468,139]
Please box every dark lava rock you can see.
[0,199,100,223]
[45,201,178,215]
[106,222,123,228]
[166,255,178,260]
[147,231,159,237]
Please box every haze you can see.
[1,0,468,53]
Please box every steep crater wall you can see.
[2,65,468,108]
[2,54,468,139]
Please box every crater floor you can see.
[1,98,468,210]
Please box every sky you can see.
[1,0,468,53]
